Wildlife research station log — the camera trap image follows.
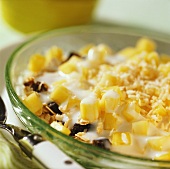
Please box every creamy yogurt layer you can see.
[17,38,170,160]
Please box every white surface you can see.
[33,141,84,169]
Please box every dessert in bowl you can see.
[5,26,170,168]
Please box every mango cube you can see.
[122,102,141,122]
[118,47,138,58]
[58,56,80,74]
[87,47,105,64]
[23,92,43,115]
[45,46,63,65]
[136,38,156,52]
[99,74,119,87]
[50,121,71,135]
[97,43,113,55]
[132,120,149,135]
[154,152,170,161]
[100,90,120,113]
[152,104,167,116]
[145,52,159,66]
[103,113,117,130]
[80,94,99,122]
[111,132,131,146]
[147,136,170,151]
[28,54,46,73]
[79,43,95,55]
[50,85,70,105]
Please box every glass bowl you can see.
[5,25,170,168]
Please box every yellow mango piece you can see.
[122,102,141,122]
[111,132,131,146]
[100,90,120,113]
[79,43,95,56]
[23,92,43,115]
[118,47,138,58]
[144,52,159,66]
[50,85,70,105]
[58,56,80,74]
[28,54,46,73]
[45,46,63,65]
[51,121,71,135]
[154,152,170,161]
[97,43,113,55]
[103,113,117,130]
[80,94,99,122]
[152,104,167,116]
[147,136,170,151]
[99,74,119,87]
[132,120,149,135]
[136,38,156,52]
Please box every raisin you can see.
[24,79,48,93]
[62,52,81,64]
[68,52,81,58]
[70,123,91,136]
[92,137,111,150]
[24,78,34,86]
[47,102,62,115]
[32,81,48,92]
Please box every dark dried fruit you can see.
[68,52,81,58]
[92,137,111,150]
[24,79,48,93]
[62,52,81,63]
[47,102,62,115]
[70,123,91,136]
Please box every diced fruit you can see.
[87,47,105,64]
[50,85,71,105]
[79,43,95,56]
[23,92,43,115]
[154,152,170,161]
[144,52,159,66]
[58,56,80,74]
[70,123,91,136]
[99,74,119,87]
[136,38,156,52]
[28,54,46,73]
[147,136,170,151]
[80,94,99,122]
[100,90,120,113]
[122,102,141,122]
[132,120,149,135]
[45,46,63,65]
[103,113,117,130]
[50,121,71,135]
[111,132,131,146]
[152,104,167,116]
[118,47,138,58]
[97,44,113,55]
